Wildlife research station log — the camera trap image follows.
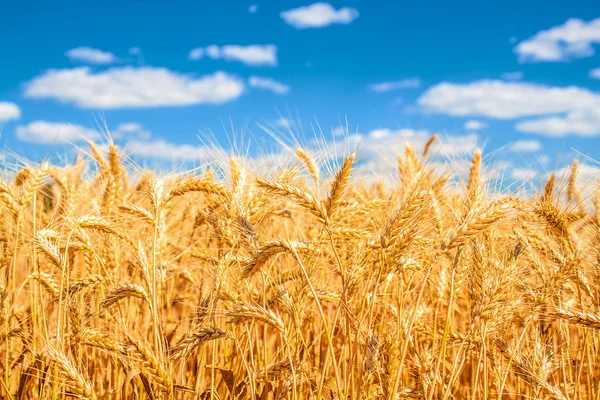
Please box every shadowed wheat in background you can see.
[1,135,599,400]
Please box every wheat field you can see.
[0,136,599,399]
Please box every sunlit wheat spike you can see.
[227,304,287,336]
[19,162,49,209]
[35,228,64,267]
[14,166,33,186]
[256,177,327,222]
[28,271,60,296]
[100,283,150,308]
[42,345,97,400]
[465,148,481,205]
[88,140,109,171]
[294,147,320,185]
[242,239,311,278]
[325,153,356,216]
[75,215,126,241]
[541,173,555,203]
[118,203,155,225]
[126,333,172,392]
[170,327,228,361]
[256,359,293,380]
[441,199,512,250]
[166,177,230,203]
[422,134,438,156]
[551,307,600,329]
[0,179,18,215]
[79,328,126,355]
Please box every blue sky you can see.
[1,0,600,182]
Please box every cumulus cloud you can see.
[515,108,600,136]
[508,140,542,152]
[65,47,118,64]
[0,102,21,123]
[24,67,244,108]
[502,71,523,81]
[15,121,100,144]
[419,80,600,136]
[464,120,487,131]
[126,139,210,161]
[280,2,359,29]
[514,18,600,62]
[368,78,421,92]
[188,45,277,66]
[418,79,600,118]
[511,167,537,180]
[113,122,151,140]
[249,76,290,94]
[590,67,600,79]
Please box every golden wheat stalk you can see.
[242,239,311,278]
[169,327,228,361]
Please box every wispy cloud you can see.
[24,67,245,108]
[249,76,290,94]
[514,18,600,62]
[363,129,478,157]
[368,78,421,92]
[188,45,277,66]
[464,120,487,131]
[113,122,151,140]
[126,139,210,161]
[515,109,600,137]
[65,47,118,64]
[15,121,100,144]
[249,4,257,13]
[508,140,542,152]
[0,102,21,123]
[590,67,600,79]
[280,2,359,29]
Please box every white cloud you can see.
[511,167,537,180]
[126,139,210,161]
[188,48,204,60]
[363,129,478,157]
[368,78,421,92]
[515,108,600,136]
[249,76,290,94]
[249,4,257,13]
[331,127,345,136]
[502,71,523,81]
[15,121,100,144]
[418,80,600,119]
[188,45,277,66]
[65,47,118,64]
[590,67,600,79]
[280,2,359,29]
[0,102,21,123]
[113,122,151,140]
[24,67,244,108]
[464,120,487,130]
[508,140,542,152]
[514,18,600,62]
